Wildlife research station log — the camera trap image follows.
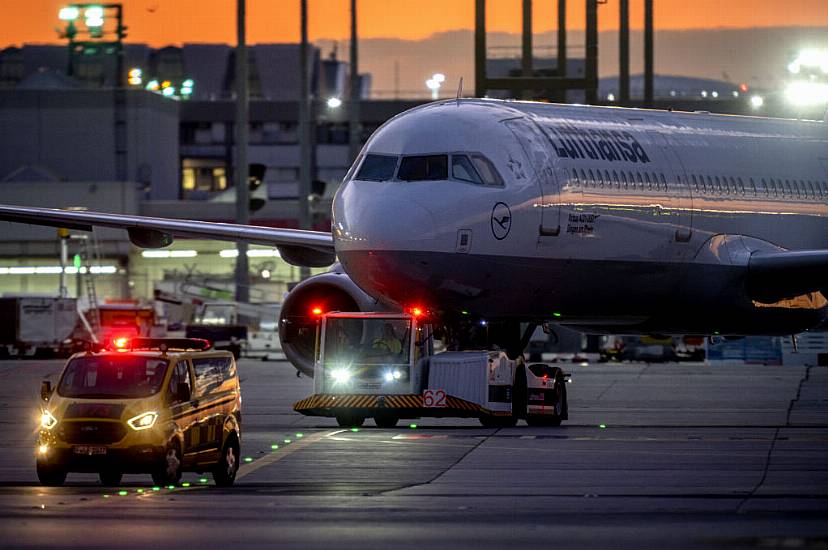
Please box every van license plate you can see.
[73,445,107,455]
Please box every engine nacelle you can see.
[278,265,387,376]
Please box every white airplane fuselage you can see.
[333,99,828,335]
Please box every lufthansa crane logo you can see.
[490,202,512,240]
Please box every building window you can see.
[181,158,229,199]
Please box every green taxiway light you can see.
[461,310,469,315]
[199,478,209,483]
[152,486,161,491]
[244,457,253,463]
[409,423,418,429]
[102,494,109,498]
[295,433,304,438]
[136,488,144,493]
[167,485,175,490]
[552,312,562,318]
[599,424,607,429]
[117,490,128,496]
[271,444,279,450]
[350,427,359,432]
[283,439,292,444]
[182,482,191,487]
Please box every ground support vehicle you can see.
[0,297,78,357]
[36,338,242,487]
[293,312,568,428]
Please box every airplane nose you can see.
[332,182,437,251]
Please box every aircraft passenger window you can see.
[716,176,726,194]
[398,155,448,181]
[356,154,398,181]
[470,155,503,186]
[451,155,483,184]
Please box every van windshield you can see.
[58,355,170,399]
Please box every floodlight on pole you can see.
[59,7,79,20]
[426,73,444,100]
[84,6,104,27]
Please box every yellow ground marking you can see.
[236,429,345,480]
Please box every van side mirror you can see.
[176,382,191,403]
[40,380,52,402]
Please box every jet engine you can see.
[278,265,386,376]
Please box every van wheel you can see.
[336,414,364,428]
[374,416,399,428]
[213,436,240,487]
[36,461,67,486]
[151,442,182,486]
[99,470,123,486]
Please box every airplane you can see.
[2,98,828,376]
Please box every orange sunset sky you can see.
[5,0,828,47]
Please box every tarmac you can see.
[0,358,826,549]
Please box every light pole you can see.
[234,0,250,302]
[348,0,361,162]
[298,0,312,280]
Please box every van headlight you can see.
[127,411,158,431]
[40,410,58,430]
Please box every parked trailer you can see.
[0,297,77,357]
[293,312,568,428]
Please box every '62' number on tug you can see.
[423,389,447,408]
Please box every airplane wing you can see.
[748,249,828,303]
[0,204,336,267]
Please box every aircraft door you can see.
[502,118,561,237]
[647,131,693,261]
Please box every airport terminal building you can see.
[0,44,422,302]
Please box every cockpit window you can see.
[356,154,398,181]
[451,155,483,184]
[470,154,503,186]
[398,155,448,181]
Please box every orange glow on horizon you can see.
[5,1,828,48]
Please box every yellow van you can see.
[36,338,242,487]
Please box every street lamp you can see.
[425,73,445,100]
[327,97,342,109]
